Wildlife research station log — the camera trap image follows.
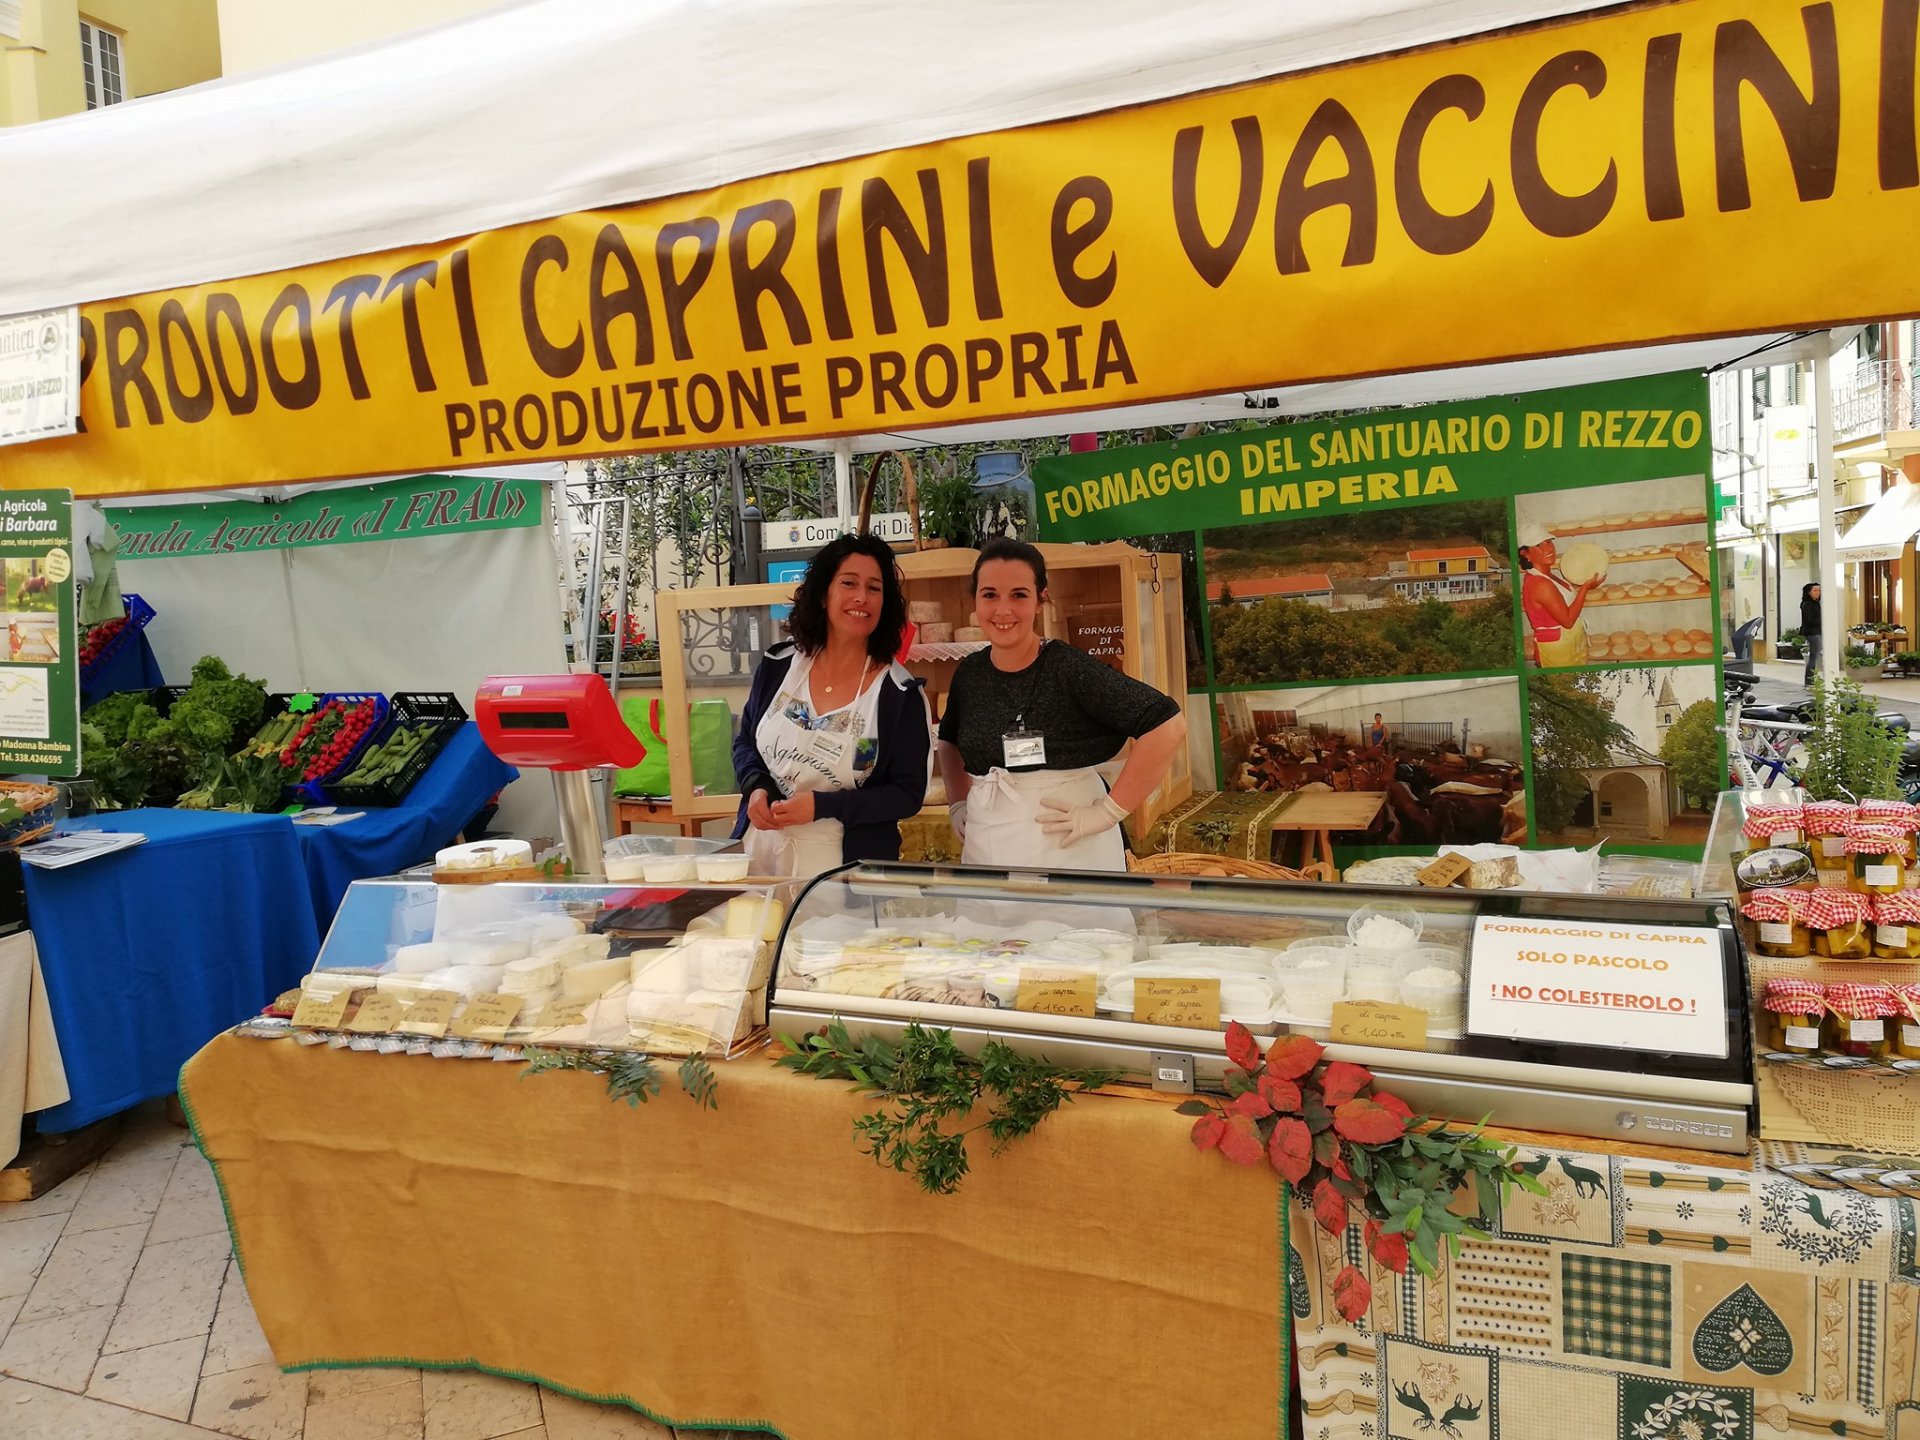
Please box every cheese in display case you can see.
[772,862,1755,1153]
[292,875,793,1056]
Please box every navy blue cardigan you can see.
[731,643,933,864]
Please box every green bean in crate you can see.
[325,693,468,807]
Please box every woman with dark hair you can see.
[1801,582,1823,686]
[936,538,1185,873]
[733,533,932,876]
[1516,521,1597,668]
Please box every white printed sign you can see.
[762,512,917,550]
[0,309,79,447]
[1467,915,1728,1059]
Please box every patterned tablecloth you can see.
[1292,1140,1920,1440]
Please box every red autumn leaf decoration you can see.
[1320,1060,1374,1108]
[1257,1071,1303,1114]
[1330,1142,1354,1183]
[1364,1220,1411,1275]
[1224,1021,1264,1074]
[1312,1178,1349,1234]
[1333,1096,1412,1146]
[1263,1032,1325,1080]
[1330,1263,1372,1322]
[1218,1113,1266,1166]
[1228,1090,1273,1119]
[1373,1090,1415,1125]
[1267,1116,1312,1183]
[1190,1113,1226,1152]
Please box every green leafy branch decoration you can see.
[775,1019,1117,1195]
[521,1046,718,1109]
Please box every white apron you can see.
[744,652,882,880]
[960,765,1128,873]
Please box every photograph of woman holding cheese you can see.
[733,533,932,877]
[1516,523,1600,670]
[936,539,1185,873]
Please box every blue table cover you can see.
[27,808,320,1132]
[79,629,165,707]
[293,723,517,931]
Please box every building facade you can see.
[1384,546,1505,602]
[1,0,219,125]
[1712,322,1920,662]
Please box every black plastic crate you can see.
[324,692,468,807]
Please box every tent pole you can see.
[1814,335,1842,683]
[581,492,607,680]
[554,480,582,671]
[832,440,854,529]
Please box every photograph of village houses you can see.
[1204,499,1514,683]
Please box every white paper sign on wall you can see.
[1467,915,1728,1059]
[0,308,79,447]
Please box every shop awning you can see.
[1838,482,1920,563]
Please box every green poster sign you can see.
[108,473,541,560]
[0,490,80,777]
[1032,371,1723,863]
[1031,372,1709,543]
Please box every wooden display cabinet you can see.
[653,542,1191,842]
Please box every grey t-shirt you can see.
[938,640,1179,773]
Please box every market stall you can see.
[6,0,1920,1436]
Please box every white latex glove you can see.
[947,799,968,844]
[1036,793,1128,846]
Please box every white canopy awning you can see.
[0,0,1622,315]
[1838,482,1920,563]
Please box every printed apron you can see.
[743,653,881,880]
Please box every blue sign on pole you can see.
[766,560,807,622]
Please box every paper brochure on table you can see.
[1466,914,1727,1058]
[21,830,146,868]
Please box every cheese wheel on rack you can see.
[918,622,955,644]
[907,601,945,624]
[955,626,986,642]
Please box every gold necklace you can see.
[820,654,868,695]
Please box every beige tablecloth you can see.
[0,929,70,1167]
[180,1033,1289,1440]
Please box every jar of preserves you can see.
[1805,801,1859,885]
[1744,801,1807,852]
[1807,888,1874,959]
[1862,801,1920,862]
[1847,825,1909,894]
[1762,978,1826,1054]
[1895,986,1920,1060]
[1874,892,1920,960]
[1742,890,1809,957]
[1824,983,1897,1059]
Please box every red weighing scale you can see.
[474,674,643,878]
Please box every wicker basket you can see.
[1129,851,1332,883]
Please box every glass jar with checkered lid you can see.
[1742,888,1809,958]
[1761,978,1826,1054]
[1806,888,1873,959]
[1846,824,1910,895]
[1823,982,1898,1059]
[1873,891,1920,960]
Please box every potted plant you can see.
[1887,650,1920,679]
[918,471,977,550]
[1844,643,1883,682]
[1777,628,1804,661]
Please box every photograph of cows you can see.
[1203,499,1514,684]
[1215,678,1526,846]
[1512,474,1713,671]
[1527,662,1720,849]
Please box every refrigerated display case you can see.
[290,875,795,1056]
[770,862,1755,1153]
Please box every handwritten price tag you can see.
[1416,853,1471,888]
[345,992,404,1034]
[395,990,460,1038]
[1134,977,1221,1030]
[1017,970,1097,1018]
[528,1000,590,1031]
[452,993,524,1040]
[290,989,353,1030]
[1330,1000,1430,1052]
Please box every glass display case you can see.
[292,875,795,1056]
[772,862,1755,1153]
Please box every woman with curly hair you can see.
[733,533,932,876]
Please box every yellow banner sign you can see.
[9,0,1920,494]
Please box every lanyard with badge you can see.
[1001,643,1049,770]
[797,657,870,776]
